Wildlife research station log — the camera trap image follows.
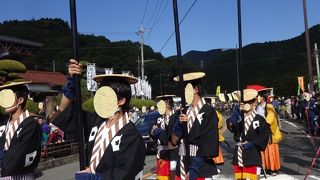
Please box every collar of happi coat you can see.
[187,98,206,132]
[8,110,30,127]
[244,109,257,134]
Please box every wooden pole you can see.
[69,0,86,170]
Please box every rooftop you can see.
[19,71,66,86]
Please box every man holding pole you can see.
[171,72,219,180]
[150,95,179,180]
[51,59,146,180]
[228,89,270,180]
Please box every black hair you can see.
[186,79,203,96]
[99,78,132,113]
[243,98,256,104]
[258,90,269,101]
[10,85,29,108]
[168,99,174,109]
[156,97,174,109]
[204,97,212,104]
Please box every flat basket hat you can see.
[173,72,205,82]
[0,81,31,90]
[93,74,138,84]
[243,89,258,102]
[156,94,176,100]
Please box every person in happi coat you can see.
[51,59,145,180]
[249,85,282,176]
[228,89,270,180]
[171,72,219,180]
[302,92,317,135]
[204,97,225,173]
[0,81,42,179]
[150,95,179,180]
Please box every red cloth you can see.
[156,159,170,177]
[246,84,267,91]
[234,164,259,180]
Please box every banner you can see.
[297,76,305,93]
[219,93,226,102]
[131,84,136,96]
[86,63,97,92]
[227,93,233,102]
[216,86,220,97]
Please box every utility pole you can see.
[303,0,314,92]
[52,59,56,72]
[235,44,240,91]
[136,26,146,81]
[237,0,244,102]
[314,43,320,92]
[137,56,140,78]
[200,59,204,69]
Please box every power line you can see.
[159,0,199,53]
[147,0,170,42]
[146,0,160,27]
[140,0,149,24]
[150,0,165,30]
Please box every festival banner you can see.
[219,93,226,102]
[297,76,305,93]
[86,63,97,92]
[216,86,220,97]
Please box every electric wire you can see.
[159,0,199,53]
[146,0,170,42]
[140,0,149,25]
[146,0,160,27]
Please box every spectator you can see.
[49,125,63,144]
[302,93,316,135]
[37,117,50,145]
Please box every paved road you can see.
[41,117,320,179]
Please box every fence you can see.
[41,139,79,161]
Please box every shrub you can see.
[0,70,7,76]
[130,98,156,110]
[7,73,21,80]
[0,60,27,73]
[82,98,94,113]
[26,99,38,114]
[81,98,156,113]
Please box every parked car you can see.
[135,111,160,154]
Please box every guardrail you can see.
[41,139,79,161]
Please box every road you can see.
[40,117,320,180]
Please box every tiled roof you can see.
[19,71,67,86]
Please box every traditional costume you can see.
[302,93,316,135]
[52,73,145,180]
[151,95,179,180]
[213,110,224,165]
[228,89,270,180]
[204,97,224,166]
[172,72,219,180]
[248,85,282,175]
[0,81,42,179]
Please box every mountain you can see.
[0,18,182,97]
[183,49,230,67]
[184,24,320,96]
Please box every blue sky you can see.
[1,0,320,57]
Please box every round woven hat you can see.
[173,72,205,82]
[0,81,31,89]
[243,89,258,102]
[156,95,176,100]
